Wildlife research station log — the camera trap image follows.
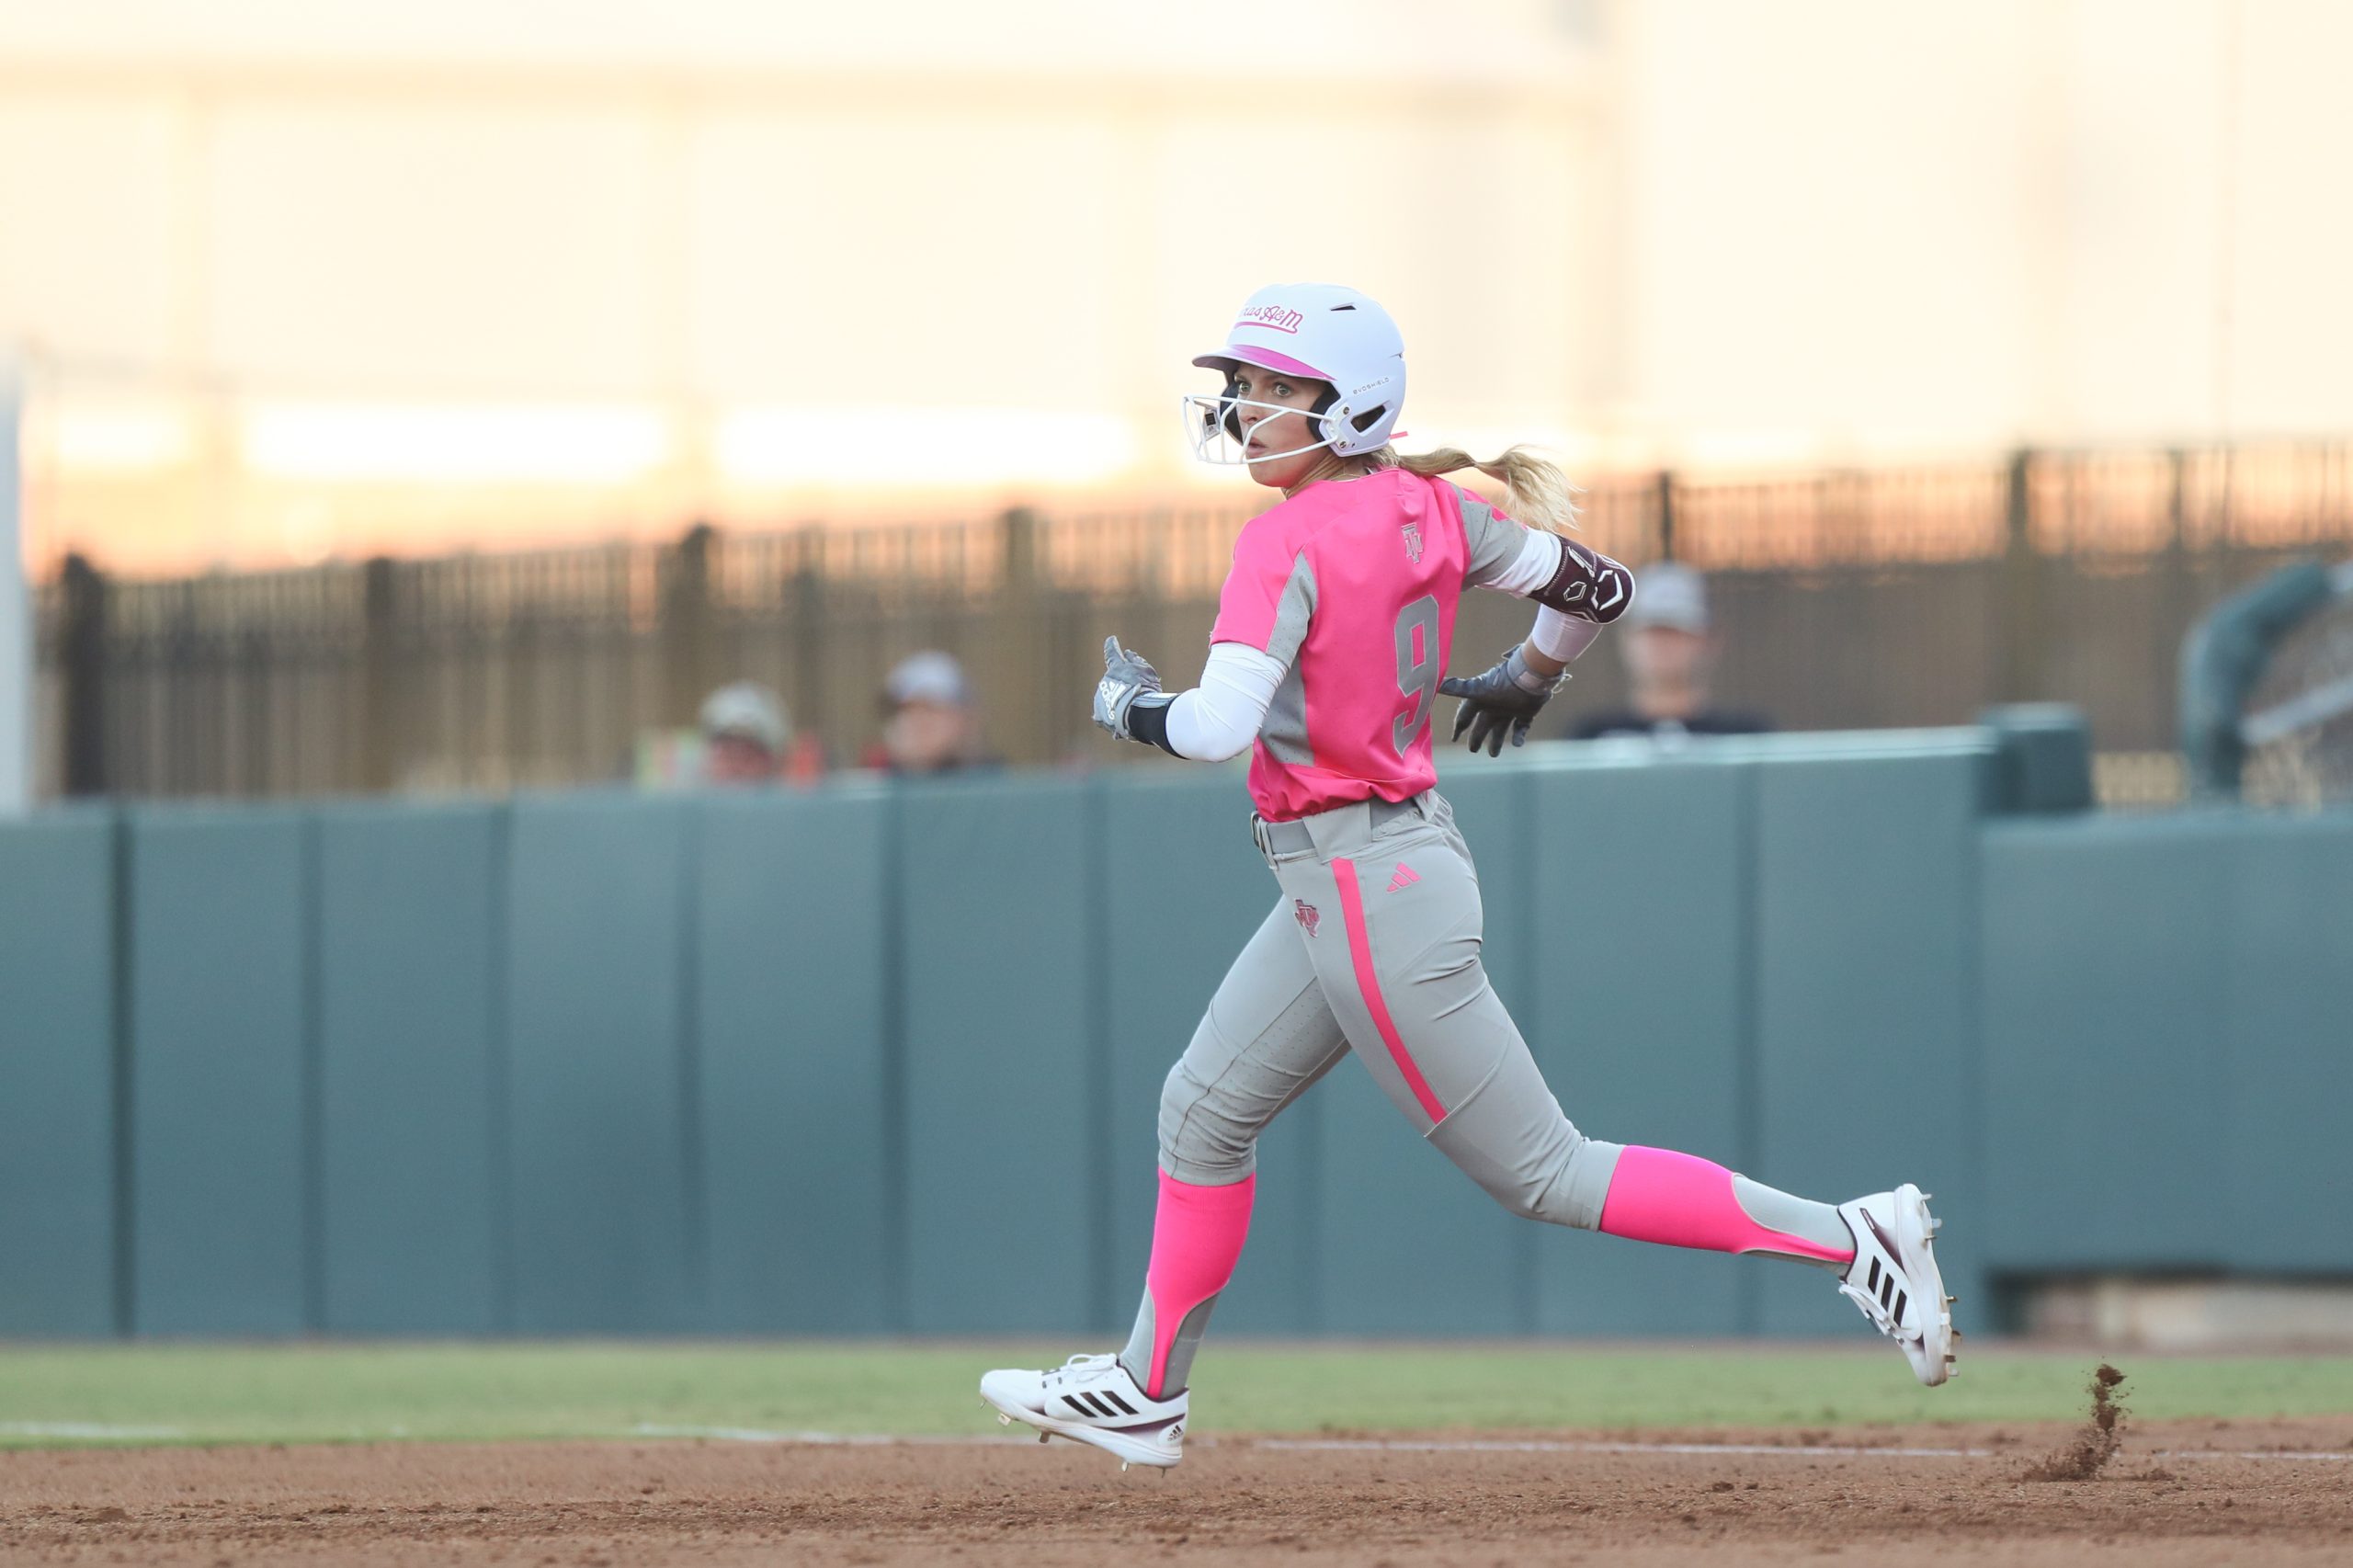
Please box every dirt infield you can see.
[6,1420,2352,1567]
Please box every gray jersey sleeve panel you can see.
[1457,486,1530,589]
[1262,551,1317,667]
[1256,552,1317,764]
[1261,660,1314,764]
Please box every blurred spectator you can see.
[864,651,995,774]
[635,679,827,788]
[699,680,792,785]
[1566,563,1773,741]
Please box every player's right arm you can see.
[1096,517,1304,762]
[1097,639,1281,762]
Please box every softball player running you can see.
[982,284,1954,1470]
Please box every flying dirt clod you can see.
[2021,1362,2129,1482]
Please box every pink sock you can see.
[1142,1170,1256,1398]
[1597,1147,1853,1264]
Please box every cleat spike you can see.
[1039,1431,1051,1444]
[998,1414,1012,1426]
[1121,1462,1131,1473]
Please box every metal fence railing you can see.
[34,441,2353,801]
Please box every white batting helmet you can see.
[1183,283,1407,464]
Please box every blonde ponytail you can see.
[1382,444,1583,536]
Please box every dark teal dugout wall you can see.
[2221,818,2353,1271]
[6,723,2348,1341]
[1981,812,2353,1278]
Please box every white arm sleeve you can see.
[1162,642,1286,762]
[1530,607,1604,663]
[1480,529,1565,597]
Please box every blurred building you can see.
[5,1,2352,573]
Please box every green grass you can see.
[3,1343,2351,1449]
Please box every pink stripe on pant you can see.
[1331,857,1448,1124]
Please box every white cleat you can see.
[980,1354,1188,1470]
[1836,1183,1957,1388]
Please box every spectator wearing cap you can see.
[1566,562,1773,742]
[699,680,792,785]
[865,651,996,775]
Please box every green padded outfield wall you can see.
[9,719,2353,1341]
[1751,737,1991,1335]
[315,803,505,1334]
[899,778,1098,1334]
[1528,756,1753,1338]
[504,794,700,1335]
[696,789,893,1333]
[0,813,119,1336]
[127,809,312,1336]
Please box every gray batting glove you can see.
[1438,645,1565,757]
[1092,635,1165,739]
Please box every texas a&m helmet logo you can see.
[1236,303,1305,335]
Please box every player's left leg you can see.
[981,893,1349,1467]
[1117,890,1349,1403]
[1278,792,1955,1385]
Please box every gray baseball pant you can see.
[1120,790,1629,1389]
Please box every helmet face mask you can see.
[1180,388,1342,467]
[1182,282,1406,469]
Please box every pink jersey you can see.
[1211,467,1535,821]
